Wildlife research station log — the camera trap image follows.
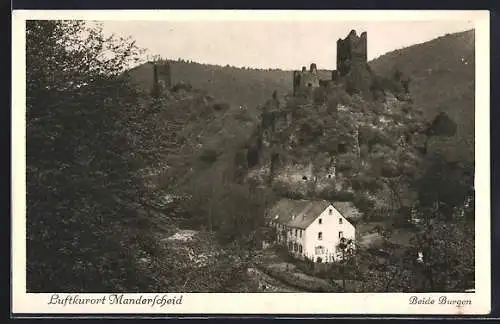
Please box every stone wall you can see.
[293,63,321,96]
[152,62,172,96]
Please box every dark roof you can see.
[268,198,358,229]
[331,201,363,220]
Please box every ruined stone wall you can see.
[292,63,321,96]
[157,62,172,88]
[152,62,172,96]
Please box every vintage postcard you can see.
[12,10,490,316]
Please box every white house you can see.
[267,198,358,263]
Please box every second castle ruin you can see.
[293,29,369,96]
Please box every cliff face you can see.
[244,85,428,217]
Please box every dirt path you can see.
[247,267,303,292]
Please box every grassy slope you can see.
[369,29,475,163]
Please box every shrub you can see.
[258,265,341,292]
[212,101,230,111]
[272,182,305,200]
[172,82,193,92]
[199,148,219,164]
[353,194,376,215]
[313,87,327,104]
[318,188,355,202]
[326,87,352,107]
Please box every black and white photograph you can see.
[12,10,490,315]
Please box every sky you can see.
[100,19,474,70]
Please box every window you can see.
[339,231,344,239]
[293,243,298,252]
[318,218,322,224]
[339,218,343,224]
[315,246,324,255]
[329,209,333,215]
[299,245,303,253]
[299,230,302,238]
[295,229,298,236]
[318,232,323,240]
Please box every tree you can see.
[27,20,267,293]
[26,20,160,292]
[410,218,474,292]
[426,112,457,137]
[410,152,474,291]
[336,237,355,291]
[414,153,474,220]
[26,20,226,292]
[353,245,415,292]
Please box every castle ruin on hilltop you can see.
[293,64,320,96]
[151,62,172,97]
[292,29,369,96]
[336,30,367,79]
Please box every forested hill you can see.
[369,29,475,163]
[127,60,293,110]
[128,30,475,163]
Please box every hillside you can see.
[369,29,475,163]
[245,84,427,218]
[124,29,476,211]
[127,60,293,111]
[134,87,260,193]
[128,30,475,164]
[124,29,476,202]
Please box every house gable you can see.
[302,204,356,262]
[305,204,355,231]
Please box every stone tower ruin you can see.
[290,29,372,98]
[336,30,368,77]
[152,62,172,97]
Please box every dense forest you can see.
[369,29,475,163]
[26,20,266,292]
[25,20,475,293]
